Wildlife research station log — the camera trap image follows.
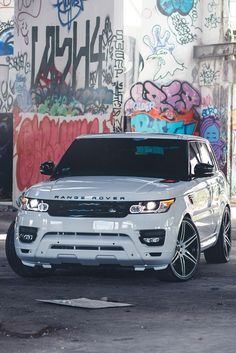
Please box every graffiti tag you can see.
[53,0,86,31]
[199,63,220,86]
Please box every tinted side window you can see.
[198,142,215,167]
[189,142,201,175]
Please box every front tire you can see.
[204,207,231,264]
[158,217,200,282]
[5,221,54,277]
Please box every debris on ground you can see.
[36,297,133,309]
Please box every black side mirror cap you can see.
[194,163,214,178]
[40,160,55,175]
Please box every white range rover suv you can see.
[6,133,231,281]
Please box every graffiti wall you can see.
[125,80,201,135]
[200,86,228,173]
[0,113,12,200]
[12,0,124,199]
[124,0,228,173]
[0,0,14,56]
[4,0,232,199]
[0,2,14,200]
[0,0,14,109]
[124,0,203,136]
[13,110,112,193]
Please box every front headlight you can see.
[17,194,49,212]
[129,199,175,214]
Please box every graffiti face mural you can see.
[125,80,201,135]
[200,108,226,165]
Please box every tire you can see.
[204,207,231,264]
[5,221,54,277]
[158,217,200,282]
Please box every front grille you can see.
[46,200,133,218]
[50,245,124,251]
[44,232,129,237]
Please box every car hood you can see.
[26,176,189,201]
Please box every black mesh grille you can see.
[46,200,133,218]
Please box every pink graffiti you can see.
[14,112,108,191]
[202,95,213,107]
[125,80,201,119]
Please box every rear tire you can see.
[158,217,200,282]
[204,207,231,264]
[5,221,54,277]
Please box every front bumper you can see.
[15,208,181,271]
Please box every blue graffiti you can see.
[0,28,14,56]
[204,124,220,143]
[156,0,194,16]
[54,0,86,31]
[15,74,32,112]
[131,114,196,135]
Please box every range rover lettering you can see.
[6,133,231,281]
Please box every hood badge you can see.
[54,195,125,201]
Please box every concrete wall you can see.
[1,0,234,200]
[123,0,230,177]
[12,0,124,199]
[0,1,14,200]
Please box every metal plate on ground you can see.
[36,297,133,309]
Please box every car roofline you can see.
[75,132,209,143]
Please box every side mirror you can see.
[194,163,214,178]
[40,160,55,175]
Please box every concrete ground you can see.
[0,207,236,353]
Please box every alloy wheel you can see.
[222,208,231,260]
[170,219,200,280]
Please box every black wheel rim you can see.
[170,219,200,280]
[222,209,231,260]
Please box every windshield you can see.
[53,137,188,180]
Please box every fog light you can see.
[19,226,38,243]
[139,229,165,246]
[142,237,160,244]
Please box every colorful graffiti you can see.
[125,80,201,135]
[156,0,194,16]
[156,0,201,46]
[143,25,185,81]
[0,22,14,55]
[0,113,13,200]
[14,111,112,191]
[200,105,226,167]
[30,16,115,119]
[53,0,86,31]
